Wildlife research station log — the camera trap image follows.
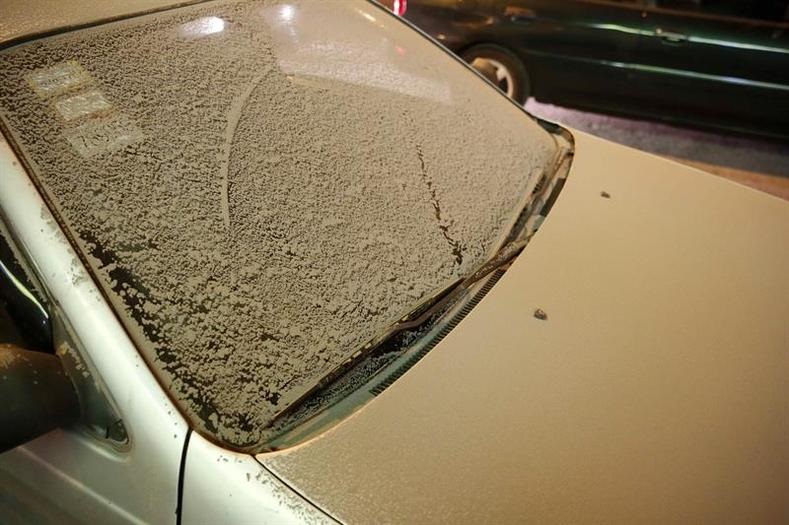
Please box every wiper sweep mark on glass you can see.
[219,70,269,231]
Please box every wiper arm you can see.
[388,238,527,333]
[267,237,528,427]
[392,132,573,335]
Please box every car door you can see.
[0,140,189,524]
[497,0,647,109]
[635,0,789,137]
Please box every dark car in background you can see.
[379,0,789,140]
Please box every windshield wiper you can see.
[266,237,528,427]
[384,238,527,331]
[267,133,574,429]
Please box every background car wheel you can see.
[461,45,529,104]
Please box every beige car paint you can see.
[261,130,789,523]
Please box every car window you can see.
[0,0,560,450]
[0,219,51,353]
[652,0,789,23]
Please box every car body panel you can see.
[181,432,334,524]
[390,0,789,139]
[261,130,789,523]
[634,4,789,134]
[492,1,648,109]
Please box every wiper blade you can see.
[387,238,526,333]
[389,133,574,339]
[267,237,528,427]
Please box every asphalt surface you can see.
[525,100,789,201]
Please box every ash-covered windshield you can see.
[0,0,558,449]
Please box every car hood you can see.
[259,131,789,523]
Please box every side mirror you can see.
[0,344,80,453]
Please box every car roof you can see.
[0,0,198,46]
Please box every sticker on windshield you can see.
[63,114,144,157]
[54,90,113,121]
[26,61,92,99]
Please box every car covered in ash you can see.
[381,0,789,140]
[1,0,788,523]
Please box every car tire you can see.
[461,44,529,104]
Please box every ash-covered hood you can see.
[260,131,789,523]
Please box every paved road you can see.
[525,100,789,201]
